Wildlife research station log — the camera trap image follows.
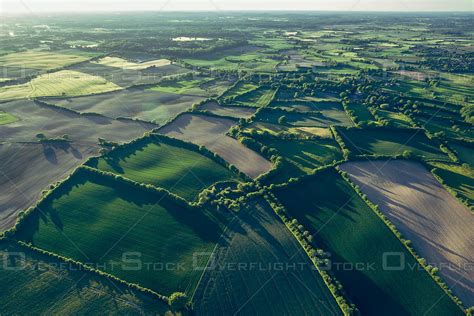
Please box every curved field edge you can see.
[6,167,223,299]
[87,134,243,201]
[0,239,171,315]
[157,112,273,178]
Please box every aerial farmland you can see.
[0,8,472,316]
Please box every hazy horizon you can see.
[1,0,472,14]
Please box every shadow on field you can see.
[327,251,411,315]
[42,142,83,164]
[14,168,222,244]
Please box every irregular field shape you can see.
[0,99,155,144]
[0,70,121,101]
[295,127,333,138]
[270,100,342,112]
[376,109,412,128]
[93,56,171,70]
[148,77,232,97]
[235,87,276,107]
[0,240,169,315]
[0,49,97,70]
[158,114,272,178]
[194,199,342,316]
[199,101,256,119]
[220,81,258,99]
[68,61,189,87]
[346,102,374,122]
[259,138,343,173]
[339,160,474,307]
[338,128,449,160]
[274,168,463,315]
[90,138,240,200]
[0,143,94,231]
[49,88,203,125]
[0,100,153,231]
[258,109,352,127]
[15,171,223,296]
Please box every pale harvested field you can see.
[158,114,272,178]
[200,101,256,119]
[194,199,341,315]
[92,56,171,70]
[50,88,203,125]
[0,70,121,102]
[68,61,188,87]
[0,100,155,143]
[0,143,94,231]
[0,100,154,231]
[339,160,474,307]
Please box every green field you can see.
[376,109,413,128]
[194,198,342,315]
[148,76,217,96]
[451,143,474,166]
[0,49,98,70]
[338,128,449,160]
[15,170,224,296]
[273,169,463,315]
[234,86,276,107]
[429,162,474,208]
[271,99,342,113]
[184,49,280,72]
[0,240,169,315]
[221,81,259,99]
[258,137,342,174]
[88,137,240,200]
[257,108,352,127]
[0,70,121,101]
[346,102,375,123]
[0,111,18,125]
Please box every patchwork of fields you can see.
[48,88,203,125]
[339,161,474,307]
[15,169,225,297]
[0,70,121,101]
[158,113,273,178]
[194,199,342,315]
[89,136,241,200]
[257,108,353,127]
[0,240,170,314]
[274,168,464,315]
[338,128,450,160]
[0,100,153,231]
[1,12,472,315]
[199,101,256,119]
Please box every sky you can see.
[1,0,472,14]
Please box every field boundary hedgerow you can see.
[2,237,172,305]
[263,192,356,315]
[87,130,249,181]
[336,167,468,312]
[422,161,474,212]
